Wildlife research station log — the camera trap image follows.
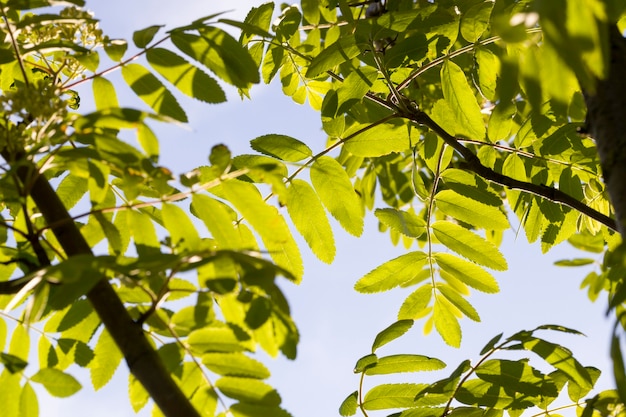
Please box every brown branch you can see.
[404,110,618,232]
[1,150,201,416]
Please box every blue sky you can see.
[38,1,615,416]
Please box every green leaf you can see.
[202,352,270,379]
[398,284,433,320]
[372,320,414,353]
[188,326,245,354]
[354,353,378,373]
[434,296,462,347]
[128,374,149,413]
[221,180,303,280]
[355,251,428,293]
[343,121,410,157]
[103,39,127,62]
[460,1,493,43]
[306,35,361,78]
[310,156,364,236]
[171,28,260,88]
[522,337,593,390]
[56,174,88,211]
[441,60,486,139]
[339,391,359,416]
[376,208,426,238]
[480,333,503,355]
[435,253,500,293]
[431,221,507,270]
[133,25,163,48]
[229,403,292,417]
[162,202,201,252]
[273,5,301,42]
[363,383,426,410]
[0,352,28,373]
[19,382,38,417]
[435,190,509,230]
[92,77,119,110]
[365,354,446,375]
[121,63,187,122]
[437,284,480,322]
[286,179,335,263]
[239,1,275,44]
[250,134,312,162]
[146,48,226,104]
[216,376,281,406]
[32,368,81,397]
[488,100,516,142]
[0,370,20,417]
[89,329,122,391]
[191,194,244,250]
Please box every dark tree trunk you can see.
[584,25,626,236]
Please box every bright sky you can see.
[38,1,615,416]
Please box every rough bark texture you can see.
[4,152,201,417]
[584,25,626,236]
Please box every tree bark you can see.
[584,25,626,236]
[4,152,201,417]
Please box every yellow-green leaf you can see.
[398,284,433,320]
[372,320,414,353]
[431,221,507,270]
[441,60,486,139]
[310,156,364,236]
[435,190,509,230]
[355,252,428,293]
[343,121,409,157]
[146,48,226,104]
[286,179,335,263]
[376,208,426,238]
[250,134,312,162]
[121,63,187,122]
[216,376,280,406]
[89,329,122,391]
[363,383,426,410]
[202,352,270,379]
[365,354,446,375]
[191,194,243,250]
[32,368,81,398]
[162,202,201,252]
[434,296,462,347]
[435,253,500,293]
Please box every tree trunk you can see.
[584,25,626,237]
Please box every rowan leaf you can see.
[216,376,280,406]
[146,48,226,104]
[250,134,313,162]
[434,296,462,347]
[363,383,426,410]
[431,220,507,270]
[202,353,270,379]
[435,253,500,293]
[355,251,428,293]
[343,121,410,157]
[365,354,446,375]
[191,194,243,250]
[437,284,480,322]
[121,63,187,122]
[310,156,364,236]
[398,284,433,320]
[372,320,414,353]
[435,190,509,230]
[286,179,335,263]
[306,35,361,78]
[32,368,81,398]
[441,60,486,139]
[89,329,122,391]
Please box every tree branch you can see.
[1,149,201,417]
[403,110,618,232]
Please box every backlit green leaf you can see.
[366,354,446,375]
[221,180,303,280]
[216,376,280,406]
[92,77,119,110]
[0,371,20,417]
[146,48,226,104]
[372,320,414,353]
[121,63,187,122]
[133,25,163,48]
[363,383,426,410]
[202,353,270,379]
[306,35,361,78]
[435,253,500,293]
[343,121,410,157]
[434,296,462,347]
[188,326,245,354]
[398,284,433,320]
[441,60,486,139]
[437,284,480,322]
[460,1,493,43]
[19,382,37,417]
[191,194,243,250]
[310,156,364,236]
[162,202,201,252]
[355,251,428,293]
[376,208,426,238]
[286,179,335,263]
[432,221,507,270]
[32,368,81,397]
[339,391,358,416]
[435,190,509,230]
[171,28,260,88]
[250,134,313,162]
[89,329,122,391]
